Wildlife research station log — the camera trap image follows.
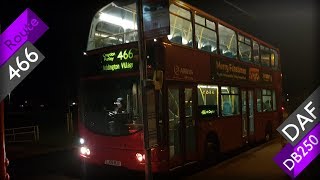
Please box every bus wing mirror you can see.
[153,70,163,90]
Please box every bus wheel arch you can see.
[204,132,220,163]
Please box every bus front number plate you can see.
[105,160,121,166]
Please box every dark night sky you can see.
[0,0,318,109]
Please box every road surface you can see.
[6,139,319,179]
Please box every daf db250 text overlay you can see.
[274,86,320,178]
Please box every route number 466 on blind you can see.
[9,47,39,80]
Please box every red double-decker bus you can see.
[78,0,282,172]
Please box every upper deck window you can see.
[253,40,260,65]
[238,34,252,62]
[168,4,193,47]
[218,24,237,59]
[195,14,217,53]
[87,2,138,51]
[260,45,271,67]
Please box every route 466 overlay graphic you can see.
[0,8,48,102]
[274,86,320,178]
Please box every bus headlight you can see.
[80,146,91,156]
[86,148,91,155]
[136,153,145,162]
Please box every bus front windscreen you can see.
[79,78,142,136]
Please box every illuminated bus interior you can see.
[168,4,193,47]
[87,1,138,51]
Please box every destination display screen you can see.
[81,43,139,76]
[101,47,139,72]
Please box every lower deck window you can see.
[221,86,240,116]
[257,89,276,112]
[197,85,218,117]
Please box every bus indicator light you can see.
[79,138,85,145]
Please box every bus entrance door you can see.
[168,87,197,170]
[241,89,255,145]
[183,88,197,164]
[168,87,183,169]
